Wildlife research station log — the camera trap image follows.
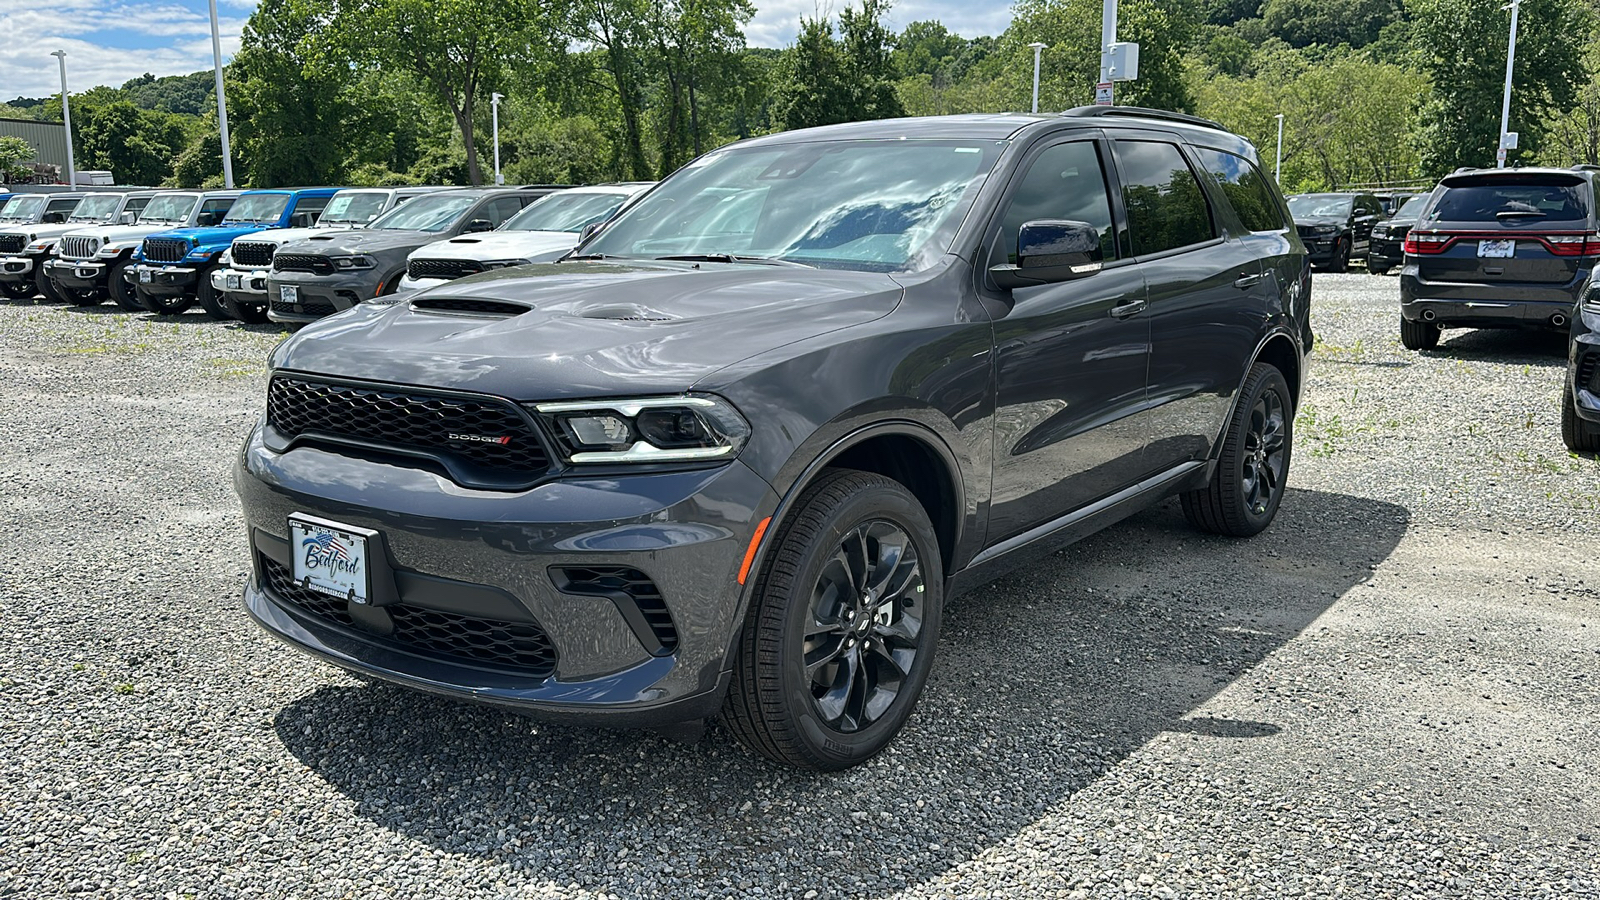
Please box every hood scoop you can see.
[575,303,677,323]
[410,296,532,317]
[449,237,481,244]
[308,234,336,241]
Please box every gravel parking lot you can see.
[2,273,1597,899]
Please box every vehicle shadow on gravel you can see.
[53,303,290,334]
[274,487,1407,895]
[1428,328,1569,365]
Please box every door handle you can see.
[1233,273,1263,290]
[1109,298,1148,319]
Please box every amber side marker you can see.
[737,517,772,585]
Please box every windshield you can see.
[69,194,122,222]
[369,194,477,232]
[320,191,390,226]
[1395,195,1427,219]
[137,194,200,224]
[0,195,47,221]
[583,140,1006,271]
[1425,180,1591,225]
[1287,194,1354,218]
[223,193,290,225]
[503,190,635,233]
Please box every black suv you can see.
[1565,274,1600,451]
[1367,193,1429,275]
[1287,192,1386,271]
[1400,167,1598,351]
[235,109,1311,769]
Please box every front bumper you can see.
[1301,236,1344,265]
[397,274,449,292]
[1400,264,1586,329]
[126,263,200,296]
[235,423,777,724]
[0,254,39,281]
[212,266,271,296]
[1571,308,1600,425]
[44,257,110,290]
[266,269,383,323]
[1368,238,1404,269]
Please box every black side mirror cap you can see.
[464,219,495,233]
[989,219,1104,290]
[578,221,604,244]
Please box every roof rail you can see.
[1574,164,1600,173]
[1060,105,1228,132]
[1451,166,1480,174]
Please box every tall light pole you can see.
[491,92,505,185]
[207,0,235,188]
[1099,0,1118,105]
[1028,43,1047,114]
[49,51,76,188]
[1274,113,1284,184]
[1496,0,1521,168]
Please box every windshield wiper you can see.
[564,252,636,261]
[653,253,813,268]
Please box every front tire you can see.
[0,281,32,299]
[34,265,61,302]
[196,265,229,320]
[1399,316,1440,351]
[139,286,192,315]
[222,292,269,324]
[1562,383,1600,453]
[1183,362,1293,537]
[109,261,142,311]
[722,469,943,771]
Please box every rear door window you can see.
[1113,140,1217,256]
[1191,147,1284,234]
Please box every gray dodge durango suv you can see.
[236,109,1312,769]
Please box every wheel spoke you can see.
[842,527,869,593]
[804,634,849,677]
[813,645,858,725]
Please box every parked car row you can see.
[0,181,652,325]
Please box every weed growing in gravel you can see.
[113,682,136,695]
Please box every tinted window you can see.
[294,195,331,217]
[46,198,81,214]
[369,194,477,232]
[1114,141,1215,256]
[123,196,152,217]
[488,197,524,226]
[1192,147,1283,233]
[1425,179,1591,225]
[997,141,1117,264]
[200,198,235,216]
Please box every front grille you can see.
[0,234,26,255]
[271,296,337,317]
[1581,355,1600,394]
[1295,225,1323,240]
[59,235,100,259]
[409,258,485,281]
[266,375,552,484]
[143,237,189,263]
[260,557,557,677]
[273,253,334,275]
[552,566,678,654]
[233,240,276,268]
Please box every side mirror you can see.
[577,221,604,244]
[197,212,221,227]
[121,212,137,225]
[464,218,495,233]
[989,220,1104,291]
[42,211,66,224]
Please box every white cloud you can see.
[747,0,1012,48]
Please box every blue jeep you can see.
[127,188,339,319]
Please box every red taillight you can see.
[1545,233,1600,257]
[1403,232,1450,255]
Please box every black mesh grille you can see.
[408,258,484,281]
[411,297,529,315]
[1295,225,1320,240]
[143,237,188,263]
[273,253,334,274]
[260,557,557,677]
[267,375,551,483]
[0,234,26,254]
[58,236,100,259]
[553,566,678,654]
[233,240,276,267]
[271,296,337,317]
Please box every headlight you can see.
[26,240,52,253]
[219,250,233,266]
[185,247,212,260]
[533,395,751,464]
[1314,225,1338,236]
[98,242,130,257]
[331,255,376,269]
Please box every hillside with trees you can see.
[3,0,1597,191]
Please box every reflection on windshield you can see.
[584,140,1004,272]
[70,195,121,221]
[321,192,389,225]
[369,195,476,232]
[1287,195,1354,218]
[224,194,291,225]
[138,194,200,224]
[1395,196,1427,218]
[503,191,633,233]
[0,196,47,220]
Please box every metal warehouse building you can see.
[0,116,70,172]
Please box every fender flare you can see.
[1207,327,1305,461]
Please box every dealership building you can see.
[1,116,71,186]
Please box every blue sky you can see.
[1,0,1013,101]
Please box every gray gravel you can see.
[1,277,1597,899]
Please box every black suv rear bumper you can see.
[1400,263,1587,330]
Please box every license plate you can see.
[1478,239,1515,258]
[226,274,241,290]
[289,514,373,605]
[138,268,152,284]
[279,284,298,303]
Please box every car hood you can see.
[412,231,579,263]
[231,225,346,249]
[69,223,178,245]
[281,229,434,256]
[274,260,902,400]
[8,221,107,242]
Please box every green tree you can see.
[230,0,354,186]
[120,72,215,116]
[72,99,189,185]
[0,135,35,182]
[839,0,905,120]
[774,0,903,131]
[895,20,964,79]
[1260,0,1399,48]
[564,0,653,179]
[1412,0,1590,173]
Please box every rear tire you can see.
[196,265,229,320]
[1562,383,1600,453]
[109,261,142,311]
[1399,316,1440,351]
[722,469,943,771]
[1367,260,1387,275]
[1182,362,1293,538]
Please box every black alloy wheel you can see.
[139,285,193,315]
[723,469,944,770]
[34,265,61,302]
[196,265,230,320]
[221,291,270,324]
[1182,362,1293,537]
[1330,239,1350,272]
[67,286,106,306]
[108,261,142,311]
[1562,383,1600,453]
[0,281,31,299]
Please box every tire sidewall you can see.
[767,481,944,768]
[1223,367,1293,531]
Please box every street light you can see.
[1028,43,1047,115]
[207,0,235,188]
[49,51,76,188]
[1274,113,1284,184]
[1497,0,1521,168]
[491,92,505,185]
